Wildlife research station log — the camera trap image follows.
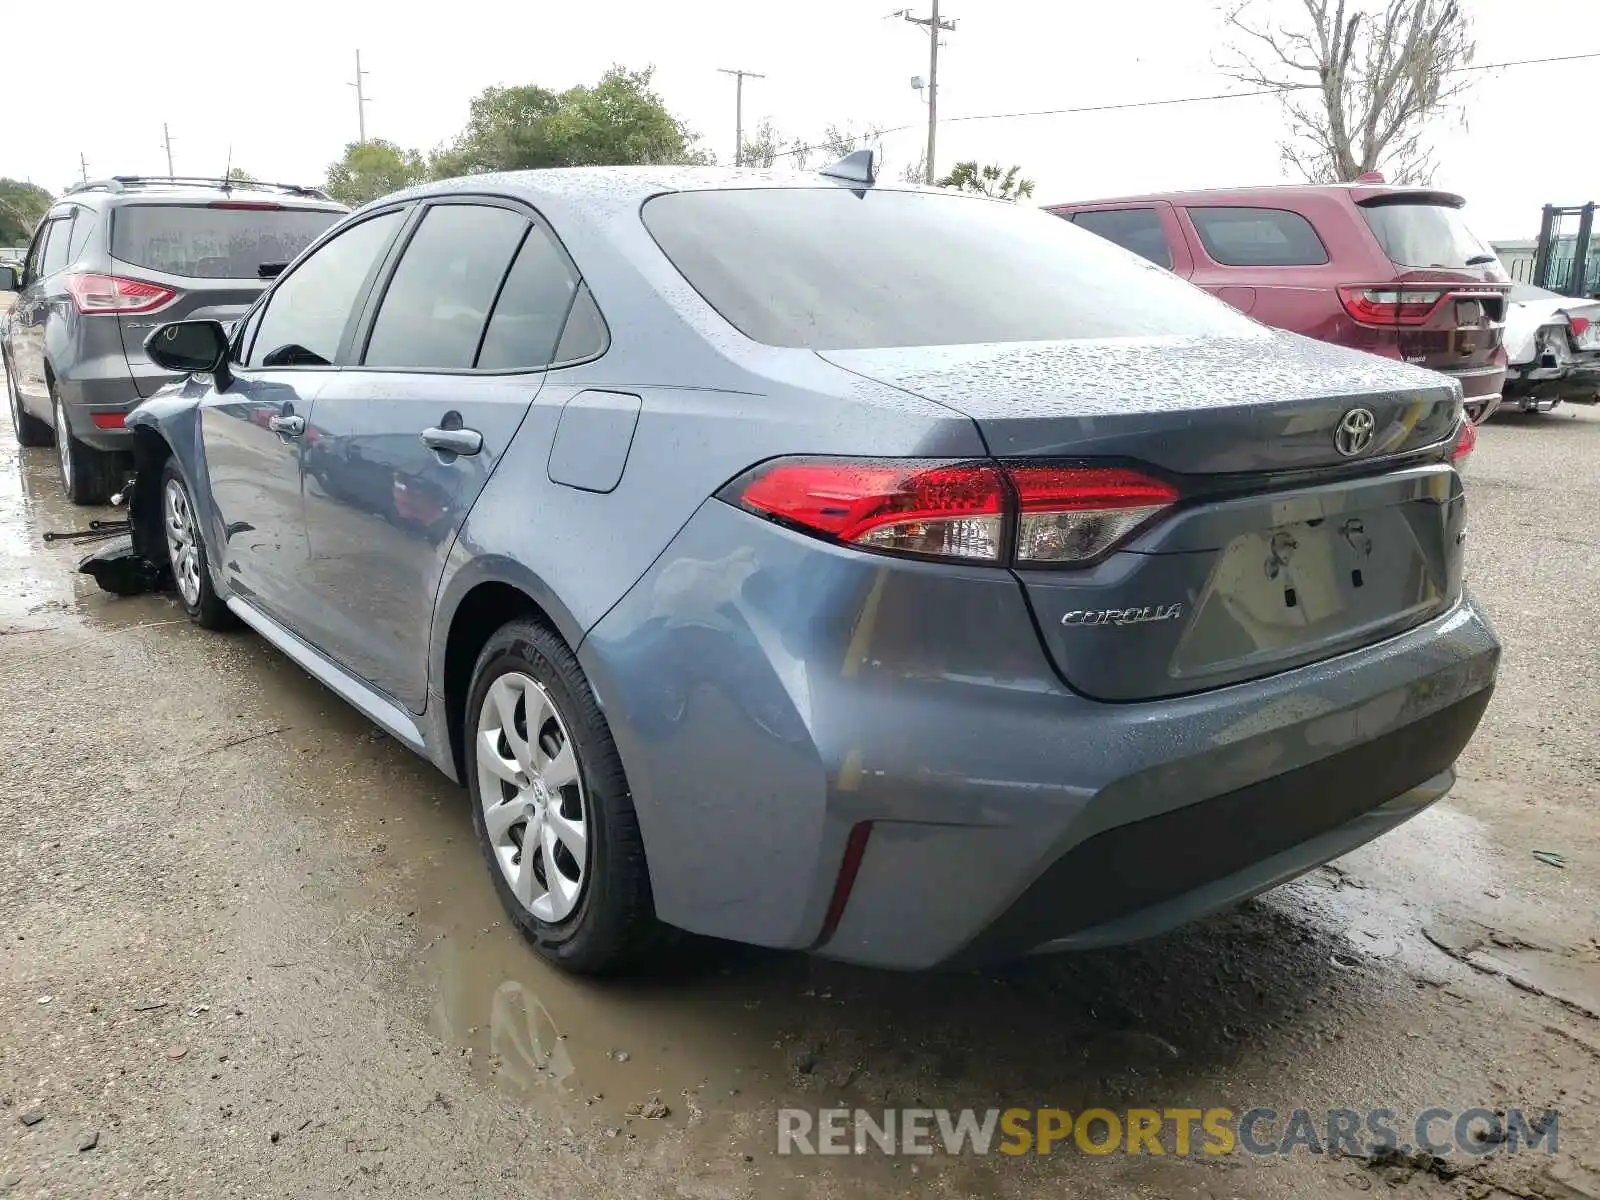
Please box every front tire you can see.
[6,358,52,447]
[160,459,235,629]
[465,620,667,975]
[53,386,120,505]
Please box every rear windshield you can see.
[642,188,1260,349]
[1359,201,1492,270]
[111,204,341,279]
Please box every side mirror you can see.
[145,319,230,376]
[0,266,18,292]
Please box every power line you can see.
[769,47,1600,163]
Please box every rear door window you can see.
[112,204,341,279]
[363,203,529,371]
[1187,207,1329,266]
[643,188,1256,349]
[552,284,608,363]
[475,223,587,371]
[1359,200,1493,269]
[1069,208,1172,268]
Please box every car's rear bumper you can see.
[580,501,1501,970]
[944,693,1484,966]
[1437,364,1504,423]
[52,365,145,452]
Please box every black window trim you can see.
[343,192,610,377]
[1185,204,1330,268]
[232,203,413,374]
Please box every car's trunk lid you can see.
[820,334,1466,700]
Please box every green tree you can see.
[431,66,711,177]
[936,161,1036,201]
[225,167,258,184]
[0,179,52,245]
[324,140,428,207]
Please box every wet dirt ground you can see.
[2,342,1597,1198]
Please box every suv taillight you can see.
[1450,416,1477,468]
[1338,285,1444,326]
[720,458,1178,567]
[64,272,177,316]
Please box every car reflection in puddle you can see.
[487,979,576,1090]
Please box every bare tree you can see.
[899,150,928,186]
[1221,0,1474,184]
[740,118,783,169]
[818,123,885,160]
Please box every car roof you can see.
[368,164,944,214]
[1046,181,1467,211]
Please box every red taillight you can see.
[1570,316,1590,337]
[732,458,1006,561]
[90,412,126,430]
[64,273,177,316]
[723,458,1177,566]
[817,822,873,943]
[1338,285,1445,326]
[1451,417,1477,466]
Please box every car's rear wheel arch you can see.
[443,581,565,781]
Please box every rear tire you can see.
[52,386,121,505]
[465,619,670,975]
[5,358,51,448]
[159,458,235,630]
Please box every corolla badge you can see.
[1061,604,1184,628]
[1333,407,1377,457]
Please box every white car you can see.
[1501,283,1600,413]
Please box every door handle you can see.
[421,427,483,456]
[267,414,305,437]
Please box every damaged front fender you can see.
[78,384,205,599]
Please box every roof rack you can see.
[65,175,333,201]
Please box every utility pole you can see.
[897,3,956,184]
[350,50,371,143]
[79,153,89,185]
[161,124,175,177]
[717,68,765,166]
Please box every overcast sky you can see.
[7,0,1593,239]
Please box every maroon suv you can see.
[1047,181,1510,422]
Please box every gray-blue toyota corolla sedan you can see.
[113,156,1498,974]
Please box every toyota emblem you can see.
[1333,407,1377,457]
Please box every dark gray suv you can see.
[1,176,345,503]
